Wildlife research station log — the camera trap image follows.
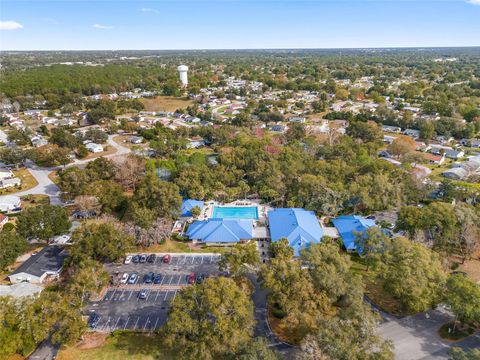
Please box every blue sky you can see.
[0,0,479,50]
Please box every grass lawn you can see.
[48,170,60,185]
[57,331,173,360]
[20,194,50,209]
[141,96,193,112]
[438,322,476,341]
[134,238,229,254]
[0,168,38,195]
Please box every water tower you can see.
[177,65,188,87]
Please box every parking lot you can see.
[86,253,222,332]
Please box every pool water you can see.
[212,206,259,219]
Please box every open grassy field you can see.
[0,168,38,195]
[141,96,194,112]
[57,332,173,360]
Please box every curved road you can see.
[0,135,131,206]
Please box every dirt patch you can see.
[141,96,194,112]
[77,332,108,350]
[459,257,480,284]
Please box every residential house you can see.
[186,137,206,149]
[0,177,21,189]
[270,124,286,133]
[289,116,306,123]
[382,125,402,133]
[423,153,445,165]
[404,129,421,139]
[430,145,464,160]
[129,136,143,144]
[8,246,68,284]
[85,143,104,153]
[442,167,469,180]
[460,139,480,148]
[268,208,323,256]
[0,213,9,228]
[0,195,21,212]
[0,169,14,180]
[383,135,397,144]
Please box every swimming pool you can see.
[212,206,259,219]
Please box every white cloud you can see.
[93,23,113,29]
[466,0,480,4]
[141,7,159,13]
[0,20,24,30]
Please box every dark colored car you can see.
[138,289,148,300]
[88,313,100,328]
[132,255,140,263]
[163,254,171,264]
[153,274,162,284]
[147,254,156,263]
[187,272,196,285]
[144,272,154,284]
[139,254,147,263]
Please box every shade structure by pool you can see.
[212,206,259,219]
[186,218,253,243]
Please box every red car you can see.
[187,272,196,285]
[163,254,171,264]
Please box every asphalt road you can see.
[0,135,131,206]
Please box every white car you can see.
[120,273,129,284]
[124,255,133,264]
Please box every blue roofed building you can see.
[186,218,253,245]
[332,215,377,253]
[181,199,204,217]
[268,208,323,256]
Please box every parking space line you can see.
[118,288,125,300]
[143,317,150,330]
[127,290,133,301]
[155,291,160,302]
[164,290,169,301]
[176,276,181,285]
[173,289,177,300]
[160,274,166,285]
[145,289,152,301]
[169,275,174,285]
[210,255,213,263]
[102,316,111,331]
[123,316,130,330]
[134,316,140,330]
[153,317,159,331]
[114,317,121,330]
[111,288,117,299]
[201,256,204,264]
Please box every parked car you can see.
[196,274,203,284]
[138,289,148,300]
[120,273,129,284]
[139,254,147,263]
[147,254,156,263]
[132,255,140,263]
[144,272,154,284]
[163,254,171,264]
[153,274,162,284]
[88,313,100,328]
[124,255,133,264]
[187,272,196,285]
[128,273,138,284]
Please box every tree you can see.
[270,238,294,259]
[190,206,201,218]
[445,274,480,327]
[346,121,383,144]
[381,237,446,313]
[124,217,171,247]
[0,147,26,169]
[219,242,260,276]
[449,348,480,360]
[115,154,145,191]
[16,205,71,241]
[74,195,101,213]
[49,127,79,149]
[85,157,116,181]
[66,259,110,306]
[0,230,28,270]
[132,174,182,220]
[233,337,280,360]
[419,120,435,142]
[69,220,133,263]
[387,136,417,158]
[162,277,254,360]
[354,227,391,271]
[28,144,71,167]
[297,317,393,360]
[58,166,89,200]
[85,180,126,213]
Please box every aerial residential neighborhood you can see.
[0,1,479,360]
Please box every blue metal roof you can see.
[181,199,204,217]
[268,208,323,256]
[332,215,377,252]
[186,218,253,243]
